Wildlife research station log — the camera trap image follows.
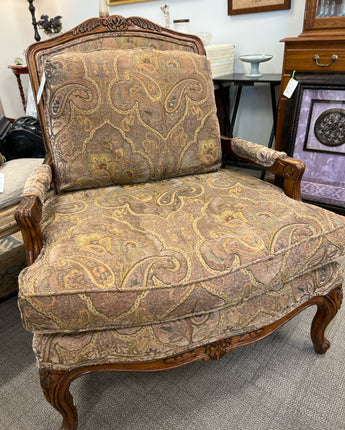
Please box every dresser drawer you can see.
[285,48,345,72]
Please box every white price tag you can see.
[26,81,37,117]
[36,71,46,105]
[283,77,298,99]
[0,173,5,193]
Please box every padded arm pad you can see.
[231,137,287,168]
[22,164,52,204]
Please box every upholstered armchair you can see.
[16,16,345,430]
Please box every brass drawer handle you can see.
[313,54,338,67]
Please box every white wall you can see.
[1,0,305,146]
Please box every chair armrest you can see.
[222,136,305,201]
[21,164,53,204]
[15,164,52,265]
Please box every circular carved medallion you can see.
[314,108,345,146]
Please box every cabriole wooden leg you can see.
[39,368,78,430]
[311,285,343,354]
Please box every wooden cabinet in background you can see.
[275,0,345,153]
[275,0,345,215]
[275,37,345,152]
[303,0,345,35]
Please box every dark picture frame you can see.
[304,99,345,155]
[228,0,290,15]
[281,73,345,214]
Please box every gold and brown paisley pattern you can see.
[231,137,287,167]
[43,49,221,192]
[35,33,200,82]
[18,169,345,337]
[22,164,51,203]
[32,261,344,369]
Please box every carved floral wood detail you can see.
[73,16,162,35]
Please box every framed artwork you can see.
[228,0,290,15]
[282,73,345,213]
[304,99,345,155]
[107,0,153,5]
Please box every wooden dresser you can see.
[276,0,345,152]
[275,0,345,215]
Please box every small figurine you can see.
[161,3,171,28]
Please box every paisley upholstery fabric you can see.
[231,137,287,167]
[18,169,345,336]
[23,164,52,204]
[32,261,344,369]
[35,32,201,82]
[43,49,221,192]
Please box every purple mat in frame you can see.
[282,74,345,212]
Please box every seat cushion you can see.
[32,260,344,370]
[43,48,221,192]
[0,158,43,209]
[18,169,345,335]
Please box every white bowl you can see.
[239,54,273,77]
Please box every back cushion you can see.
[43,49,221,192]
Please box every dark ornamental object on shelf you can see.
[314,108,345,146]
[27,0,41,42]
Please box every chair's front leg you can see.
[39,368,78,430]
[311,285,343,354]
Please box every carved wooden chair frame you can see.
[15,15,343,430]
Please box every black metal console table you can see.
[214,73,281,148]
